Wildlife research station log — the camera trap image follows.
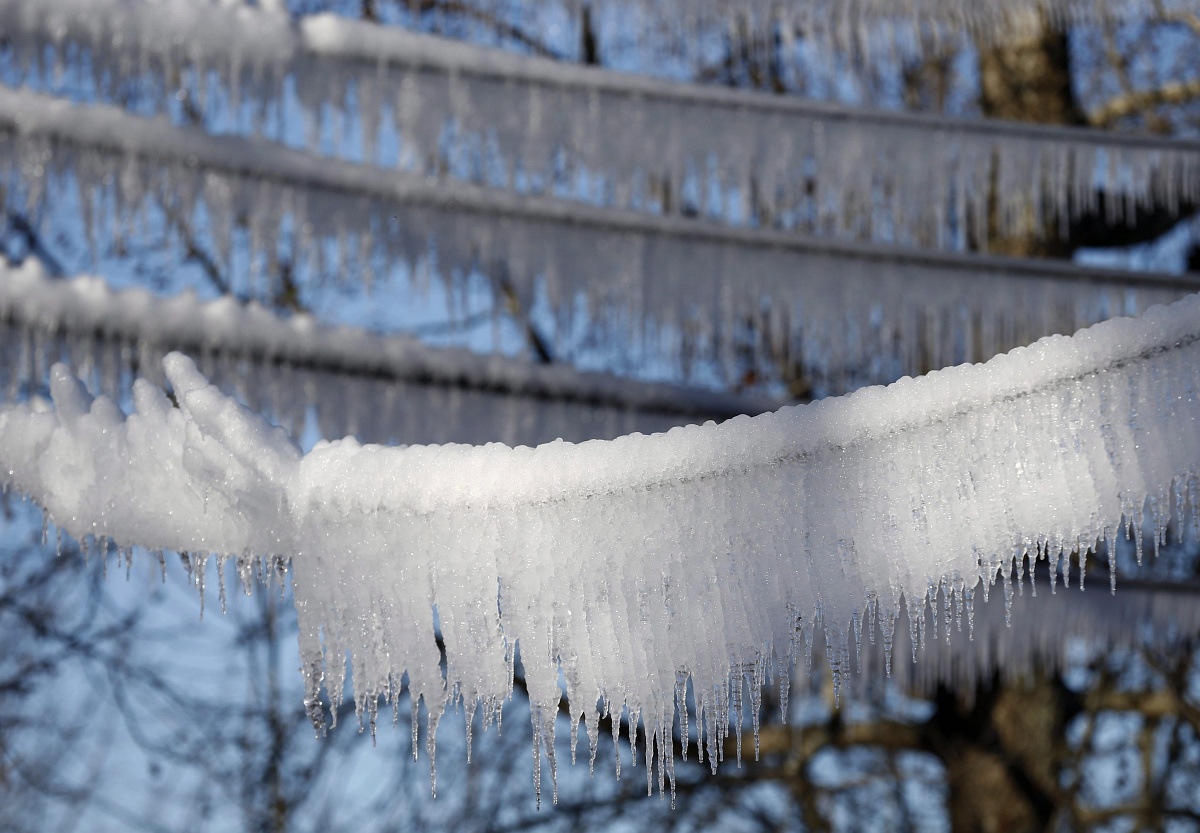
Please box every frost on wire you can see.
[1,295,1198,804]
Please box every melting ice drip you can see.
[1,88,1195,394]
[1,1,1196,250]
[0,294,1198,803]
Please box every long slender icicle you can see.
[0,294,1198,798]
[1,88,1196,394]
[2,2,1197,249]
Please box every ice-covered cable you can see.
[0,258,776,445]
[1,294,1198,801]
[3,87,1197,395]
[2,2,1197,249]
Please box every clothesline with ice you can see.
[1,293,1197,802]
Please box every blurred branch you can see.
[3,211,66,277]
[403,0,564,59]
[1090,78,1200,129]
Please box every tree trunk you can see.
[930,674,1074,833]
[977,15,1086,126]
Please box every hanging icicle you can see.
[2,88,1196,395]
[0,258,774,445]
[2,294,1198,802]
[2,1,1197,249]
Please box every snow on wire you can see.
[2,1,1198,251]
[0,258,776,446]
[1,293,1198,803]
[2,87,1197,395]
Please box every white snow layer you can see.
[2,87,1196,395]
[0,258,773,445]
[1,294,1198,801]
[2,1,1197,250]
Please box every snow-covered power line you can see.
[2,295,1197,801]
[3,87,1196,396]
[2,2,1197,250]
[0,258,777,445]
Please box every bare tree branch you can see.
[1090,78,1200,128]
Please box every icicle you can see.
[629,709,640,768]
[427,705,442,799]
[1002,569,1014,628]
[676,673,690,761]
[942,581,952,644]
[954,580,964,633]
[881,605,896,676]
[907,599,920,665]
[610,703,621,781]
[195,554,208,620]
[964,585,975,641]
[213,555,227,614]
[410,699,420,762]
[585,708,599,776]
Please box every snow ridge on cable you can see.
[1,294,1198,802]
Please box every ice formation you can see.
[0,258,770,445]
[2,87,1196,394]
[1,294,1198,802]
[3,1,1197,250]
